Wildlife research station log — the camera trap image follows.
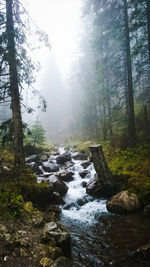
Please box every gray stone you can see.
[40,155,48,161]
[42,162,59,172]
[56,152,71,164]
[25,155,37,163]
[72,152,87,160]
[55,170,74,182]
[26,162,43,174]
[65,161,74,169]
[42,222,71,250]
[48,176,68,196]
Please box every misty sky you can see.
[23,0,82,141]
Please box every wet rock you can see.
[65,161,74,169]
[42,222,71,257]
[26,162,43,175]
[106,190,140,214]
[86,174,123,198]
[40,155,48,161]
[71,152,87,160]
[39,173,53,178]
[55,170,74,182]
[79,170,90,178]
[86,177,101,196]
[81,161,91,169]
[51,257,73,267]
[77,197,89,206]
[63,202,78,210]
[56,152,71,164]
[81,181,87,188]
[144,203,150,217]
[42,162,59,173]
[51,151,60,156]
[131,244,150,261]
[25,155,37,163]
[48,176,68,196]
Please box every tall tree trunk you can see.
[106,78,113,139]
[146,0,150,64]
[102,105,107,141]
[6,0,25,167]
[123,0,136,147]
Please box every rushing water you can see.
[58,147,150,267]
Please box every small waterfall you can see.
[59,148,108,224]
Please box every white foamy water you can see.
[60,148,108,224]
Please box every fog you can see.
[23,0,82,142]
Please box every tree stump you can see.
[89,145,112,185]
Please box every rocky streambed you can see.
[1,145,148,266]
[25,145,150,267]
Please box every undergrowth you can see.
[108,144,150,202]
[0,169,50,218]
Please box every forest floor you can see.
[0,206,61,267]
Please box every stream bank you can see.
[56,146,150,267]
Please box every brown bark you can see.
[102,105,107,140]
[123,0,136,147]
[6,0,25,167]
[89,145,112,184]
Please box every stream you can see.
[57,147,150,267]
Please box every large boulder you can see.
[42,222,71,258]
[55,170,74,182]
[71,152,87,160]
[56,152,71,164]
[42,162,59,173]
[106,190,140,214]
[48,176,68,196]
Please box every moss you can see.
[107,144,150,202]
[0,168,52,218]
[40,257,53,267]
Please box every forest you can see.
[0,0,150,266]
